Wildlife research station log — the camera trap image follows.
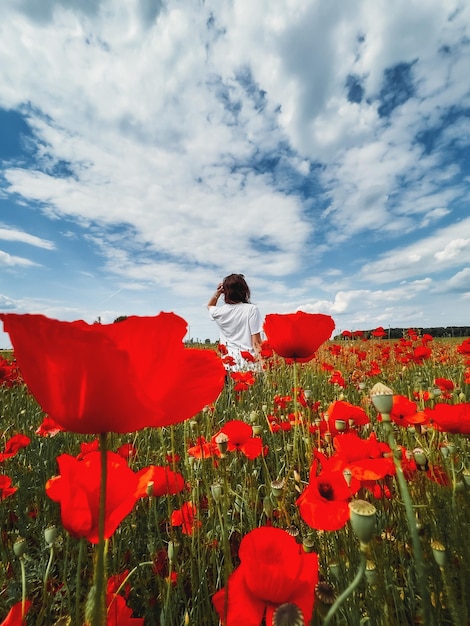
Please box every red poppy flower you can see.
[296,464,360,531]
[107,592,144,625]
[187,436,218,459]
[390,396,428,427]
[326,401,369,436]
[77,439,100,459]
[332,432,395,482]
[412,345,432,363]
[240,351,256,363]
[215,420,263,459]
[0,600,31,625]
[230,370,256,391]
[116,443,138,461]
[263,312,335,362]
[171,501,201,535]
[329,370,346,387]
[107,570,131,599]
[0,434,31,462]
[328,401,369,428]
[0,356,21,387]
[0,313,225,434]
[434,378,454,392]
[46,451,144,543]
[137,465,185,497]
[35,416,64,437]
[426,403,470,434]
[371,326,386,338]
[457,338,470,355]
[0,475,18,500]
[212,526,318,626]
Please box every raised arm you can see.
[207,283,224,309]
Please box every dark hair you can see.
[223,274,250,304]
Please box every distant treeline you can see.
[335,326,470,340]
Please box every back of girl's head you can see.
[223,274,250,304]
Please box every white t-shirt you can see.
[208,302,263,369]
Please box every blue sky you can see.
[1,0,469,348]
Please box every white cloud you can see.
[0,227,55,249]
[0,249,38,267]
[434,238,469,262]
[359,218,470,283]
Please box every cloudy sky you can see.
[1,0,469,347]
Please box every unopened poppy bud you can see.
[431,539,446,567]
[273,602,305,626]
[413,448,427,467]
[446,442,455,455]
[252,424,263,436]
[293,469,301,483]
[349,499,377,547]
[44,525,58,546]
[215,432,229,454]
[335,419,346,432]
[343,468,352,486]
[303,389,312,399]
[167,540,180,563]
[146,481,155,497]
[249,411,258,423]
[14,537,27,557]
[210,482,223,503]
[370,383,394,416]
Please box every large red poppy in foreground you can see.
[263,312,335,362]
[212,526,318,626]
[0,313,225,434]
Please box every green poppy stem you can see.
[382,418,435,626]
[323,551,366,625]
[89,432,108,626]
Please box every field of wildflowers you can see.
[0,312,469,625]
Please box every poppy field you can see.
[1,312,470,626]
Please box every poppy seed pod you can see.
[370,383,394,417]
[271,478,286,498]
[431,539,446,567]
[44,525,58,546]
[365,560,378,585]
[349,499,377,546]
[14,537,27,557]
[273,603,305,626]
[214,432,229,454]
